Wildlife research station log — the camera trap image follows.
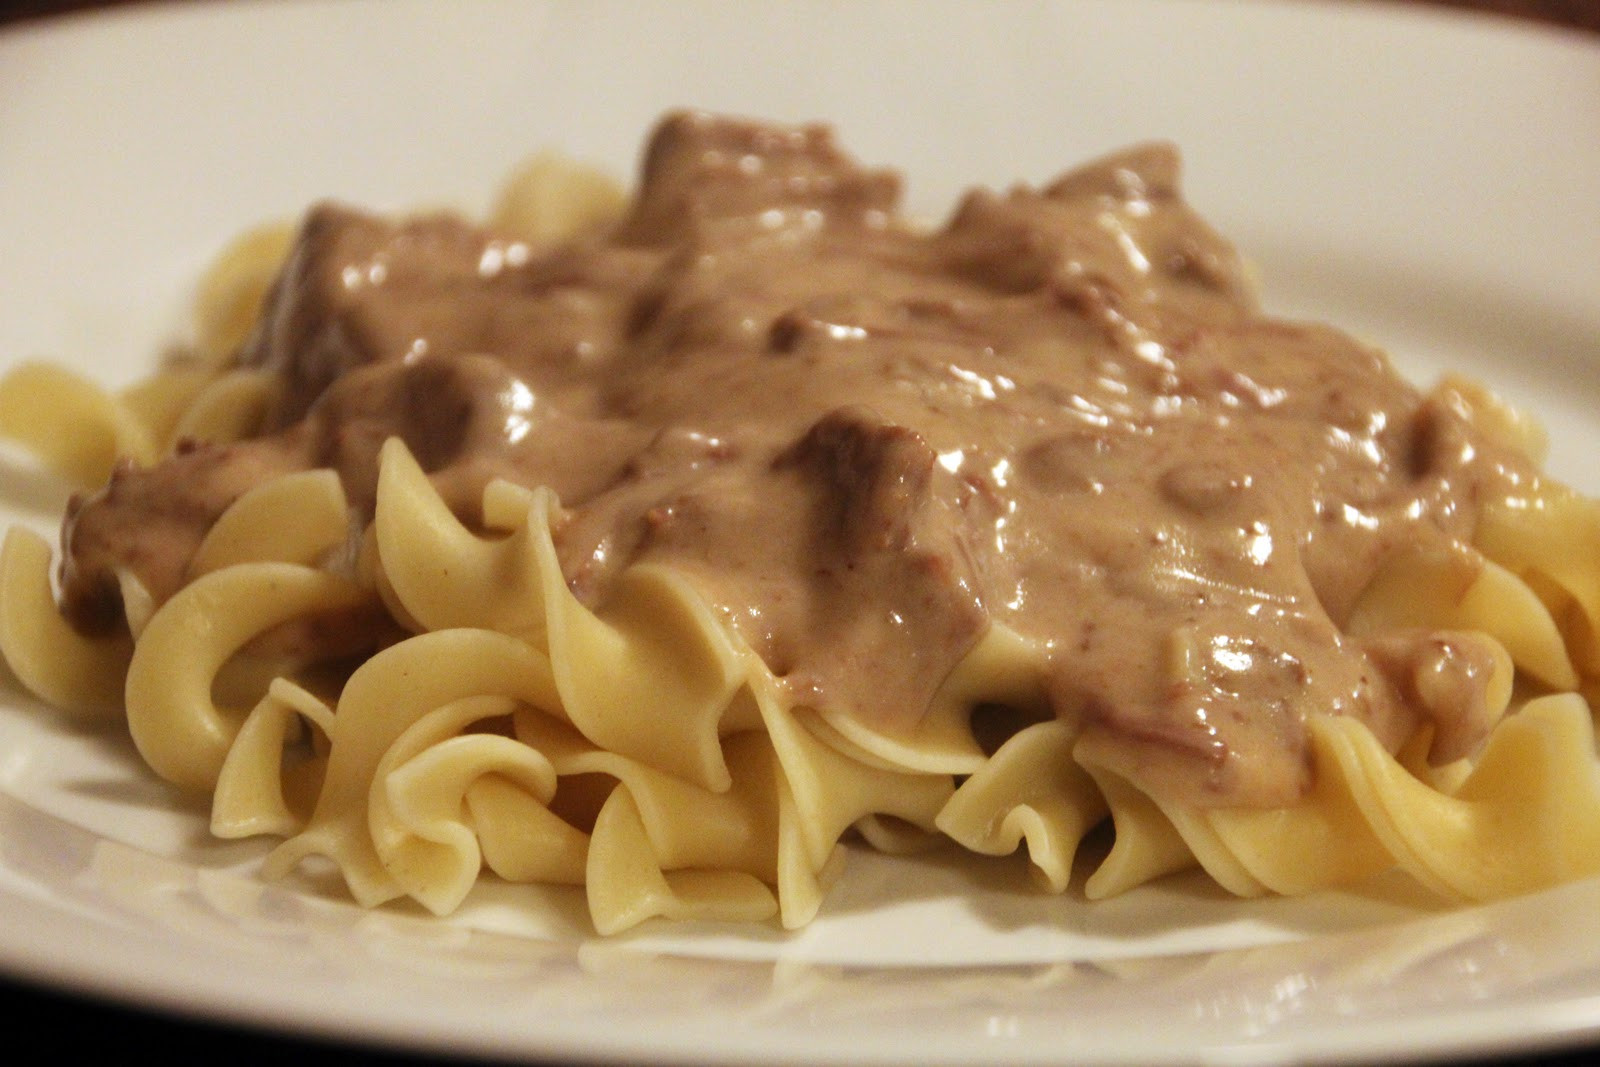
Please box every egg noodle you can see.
[5,128,1600,934]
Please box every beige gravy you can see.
[60,112,1535,808]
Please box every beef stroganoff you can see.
[4,112,1600,933]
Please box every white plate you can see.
[2,1,1599,1063]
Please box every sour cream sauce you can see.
[61,113,1532,808]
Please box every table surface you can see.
[1,0,1597,1064]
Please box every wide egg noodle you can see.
[373,694,558,915]
[0,527,133,718]
[819,622,1049,776]
[587,783,778,933]
[212,677,336,839]
[14,438,1600,927]
[535,552,749,795]
[1096,768,1270,899]
[375,438,746,793]
[0,362,159,486]
[1476,485,1600,676]
[1311,693,1600,900]
[771,765,851,931]
[261,627,561,909]
[749,672,954,889]
[115,569,160,639]
[1197,740,1397,896]
[189,468,351,576]
[1059,520,1596,903]
[166,367,274,448]
[588,784,779,932]
[11,143,1600,936]
[1431,374,1549,465]
[358,521,425,635]
[1347,540,1577,691]
[513,712,782,932]
[371,438,549,637]
[852,812,944,855]
[770,705,950,874]
[118,366,223,454]
[934,720,1106,892]
[488,151,628,245]
[463,772,591,887]
[0,328,263,492]
[189,221,297,366]
[514,714,775,882]
[113,468,371,790]
[0,223,280,480]
[124,561,370,791]
[1075,763,1198,900]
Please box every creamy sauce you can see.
[60,112,1536,808]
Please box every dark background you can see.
[1,0,1598,1064]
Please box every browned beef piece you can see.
[240,205,524,428]
[58,437,306,632]
[619,110,902,244]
